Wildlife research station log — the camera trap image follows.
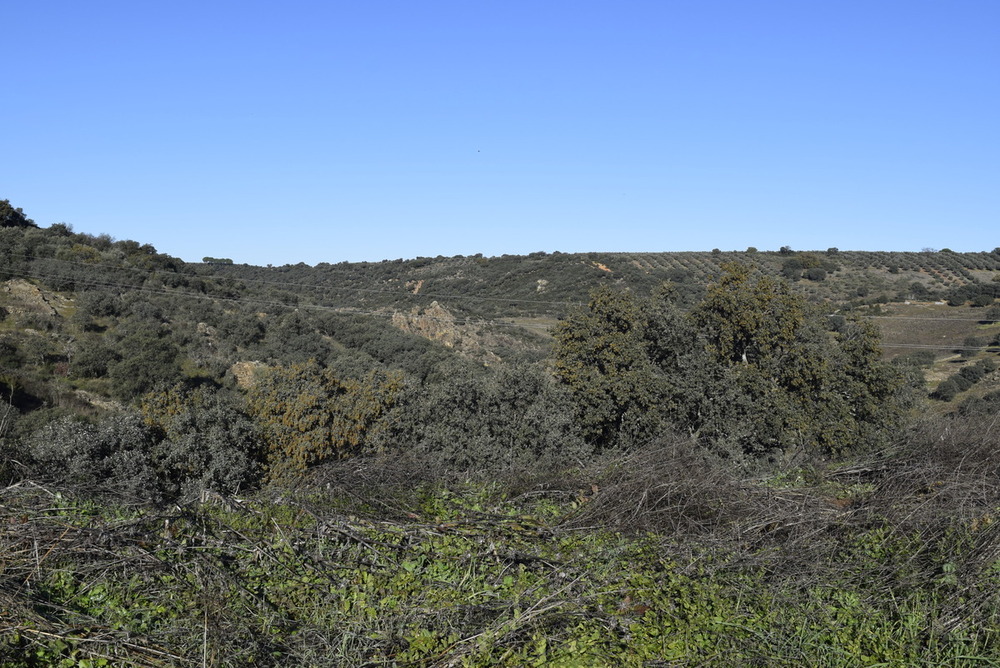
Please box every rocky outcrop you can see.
[390,301,503,365]
[2,279,62,317]
[391,301,461,348]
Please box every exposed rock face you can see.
[2,279,62,317]
[390,301,503,364]
[73,390,125,413]
[391,301,460,348]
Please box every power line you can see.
[2,256,997,332]
[861,315,999,323]
[0,266,557,332]
[1,252,586,309]
[13,251,996,319]
[882,343,999,351]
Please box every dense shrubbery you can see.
[140,384,263,499]
[932,357,998,401]
[14,394,264,504]
[24,412,163,502]
[4,410,1000,665]
[381,362,587,470]
[554,264,909,458]
[246,361,404,479]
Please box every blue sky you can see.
[4,1,997,265]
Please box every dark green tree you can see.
[107,327,184,399]
[0,200,37,228]
[693,264,906,455]
[693,263,806,368]
[552,287,667,448]
[554,264,909,458]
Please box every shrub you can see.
[385,363,588,472]
[107,329,183,399]
[246,361,403,479]
[141,385,263,499]
[958,389,1000,416]
[26,413,162,502]
[931,378,959,401]
[933,358,996,400]
[555,267,908,458]
[971,293,995,307]
[70,337,120,378]
[74,290,123,319]
[961,336,987,358]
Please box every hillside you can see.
[0,217,998,423]
[2,206,1000,665]
[199,247,1000,319]
[1,214,998,424]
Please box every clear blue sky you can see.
[4,1,998,265]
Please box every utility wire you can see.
[2,259,998,341]
[1,252,585,308]
[882,343,999,351]
[12,252,998,318]
[0,267,556,331]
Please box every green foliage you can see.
[386,362,587,470]
[805,266,827,281]
[961,335,987,358]
[555,265,907,457]
[258,311,335,365]
[696,265,907,454]
[957,389,1000,416]
[246,360,403,478]
[316,312,462,382]
[140,384,264,499]
[216,308,266,348]
[25,413,163,502]
[73,290,123,321]
[552,286,668,448]
[0,199,37,228]
[0,338,25,396]
[103,321,185,399]
[933,358,997,401]
[695,263,806,367]
[7,212,1000,663]
[69,336,120,379]
[894,349,936,368]
[5,442,1000,667]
